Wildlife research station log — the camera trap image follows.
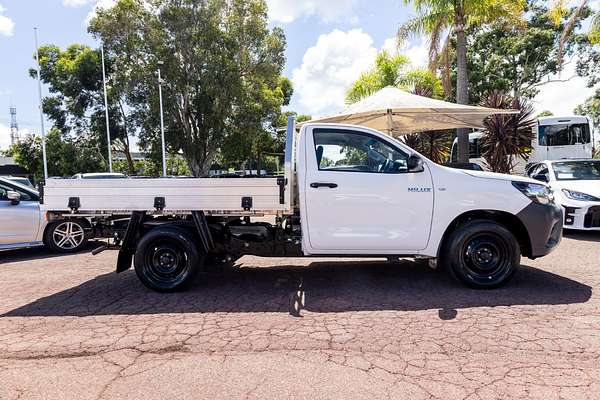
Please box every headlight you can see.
[512,181,554,205]
[562,189,600,202]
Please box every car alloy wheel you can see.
[52,221,85,250]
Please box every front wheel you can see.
[44,220,89,253]
[134,227,203,292]
[442,220,520,288]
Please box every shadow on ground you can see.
[2,259,591,318]
[0,242,100,264]
[563,230,600,242]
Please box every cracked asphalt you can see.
[0,231,599,399]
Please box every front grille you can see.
[584,206,600,228]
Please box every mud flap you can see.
[116,211,145,273]
[191,210,215,253]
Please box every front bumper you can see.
[562,203,600,231]
[516,201,563,258]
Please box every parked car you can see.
[72,173,127,179]
[0,176,35,188]
[0,177,90,252]
[527,159,600,231]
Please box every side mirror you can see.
[532,173,549,183]
[407,155,424,173]
[7,191,21,205]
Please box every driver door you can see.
[0,182,40,244]
[303,127,434,253]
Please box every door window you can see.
[0,183,34,201]
[539,123,591,146]
[529,164,549,180]
[0,184,8,201]
[313,129,408,173]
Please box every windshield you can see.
[9,177,34,188]
[552,161,600,181]
[539,123,591,146]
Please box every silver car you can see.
[0,177,89,252]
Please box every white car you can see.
[0,177,90,252]
[527,159,600,231]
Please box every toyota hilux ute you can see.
[40,119,563,292]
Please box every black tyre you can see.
[44,220,89,253]
[134,227,202,292]
[442,220,520,288]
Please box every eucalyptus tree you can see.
[89,0,288,176]
[28,44,137,174]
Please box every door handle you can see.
[310,182,338,188]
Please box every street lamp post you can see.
[101,45,113,172]
[34,27,48,181]
[157,61,167,177]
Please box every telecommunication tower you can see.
[9,106,20,145]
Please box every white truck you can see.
[40,118,563,292]
[450,115,597,174]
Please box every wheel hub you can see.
[151,247,181,275]
[53,222,85,249]
[464,237,502,274]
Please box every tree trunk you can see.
[123,141,136,175]
[256,150,262,177]
[455,10,470,163]
[117,101,136,175]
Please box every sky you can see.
[0,0,598,150]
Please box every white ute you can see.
[41,119,563,291]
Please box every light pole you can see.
[157,61,167,177]
[34,27,48,180]
[101,45,113,172]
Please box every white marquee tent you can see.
[304,87,517,136]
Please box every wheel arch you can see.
[437,210,532,259]
[43,217,92,242]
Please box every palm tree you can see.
[549,0,600,68]
[346,50,442,103]
[398,0,525,163]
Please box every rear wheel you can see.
[442,220,520,288]
[44,220,88,253]
[134,227,202,292]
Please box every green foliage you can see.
[537,110,554,117]
[30,43,138,174]
[10,129,107,181]
[465,1,591,103]
[400,132,452,164]
[399,0,526,95]
[89,0,288,176]
[590,13,600,44]
[346,50,443,103]
[113,155,191,177]
[480,91,537,174]
[574,89,600,131]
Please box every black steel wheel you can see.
[442,220,520,288]
[134,227,202,292]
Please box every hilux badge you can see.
[408,187,432,193]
